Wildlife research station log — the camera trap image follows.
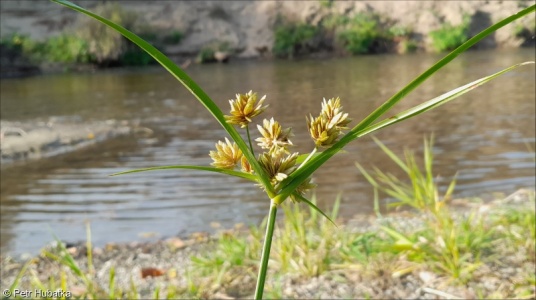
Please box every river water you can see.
[1,49,535,255]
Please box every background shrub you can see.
[273,21,319,58]
[429,17,470,52]
[0,33,92,64]
[75,2,156,66]
[336,13,385,54]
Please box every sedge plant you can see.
[50,0,535,298]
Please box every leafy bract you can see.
[111,165,257,182]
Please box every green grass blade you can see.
[51,0,274,196]
[109,266,116,299]
[424,136,434,191]
[444,172,458,201]
[8,260,32,294]
[274,61,534,204]
[296,152,321,164]
[45,233,85,279]
[371,137,409,173]
[292,192,337,227]
[355,162,380,188]
[331,193,342,220]
[110,165,257,181]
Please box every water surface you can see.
[1,49,535,255]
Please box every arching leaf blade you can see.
[354,62,534,138]
[110,165,257,182]
[291,193,337,227]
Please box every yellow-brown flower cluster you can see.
[256,118,293,152]
[211,91,333,203]
[209,138,242,169]
[306,97,351,148]
[224,90,268,128]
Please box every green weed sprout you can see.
[50,1,535,298]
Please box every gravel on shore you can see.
[0,189,534,299]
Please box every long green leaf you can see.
[352,62,534,138]
[51,0,275,197]
[276,60,534,203]
[291,192,337,227]
[110,165,257,181]
[9,260,32,295]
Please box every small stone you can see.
[418,271,436,284]
[167,237,186,250]
[141,267,166,278]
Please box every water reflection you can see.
[1,49,534,255]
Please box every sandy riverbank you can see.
[0,118,136,165]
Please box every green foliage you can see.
[75,2,156,66]
[39,35,92,63]
[514,19,536,46]
[0,33,92,64]
[356,136,456,214]
[388,25,412,37]
[273,21,319,58]
[195,41,231,63]
[318,0,333,8]
[162,30,183,45]
[0,33,35,53]
[356,137,494,282]
[398,39,418,53]
[387,25,418,53]
[336,13,385,54]
[429,17,470,52]
[0,3,160,66]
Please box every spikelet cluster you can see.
[306,97,351,148]
[254,117,315,200]
[224,90,268,128]
[258,148,298,186]
[211,92,356,203]
[209,138,243,169]
[256,118,293,152]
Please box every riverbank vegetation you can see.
[2,188,534,298]
[2,2,534,73]
[0,3,182,69]
[429,16,471,52]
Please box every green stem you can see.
[298,147,318,169]
[246,125,255,156]
[254,200,278,300]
